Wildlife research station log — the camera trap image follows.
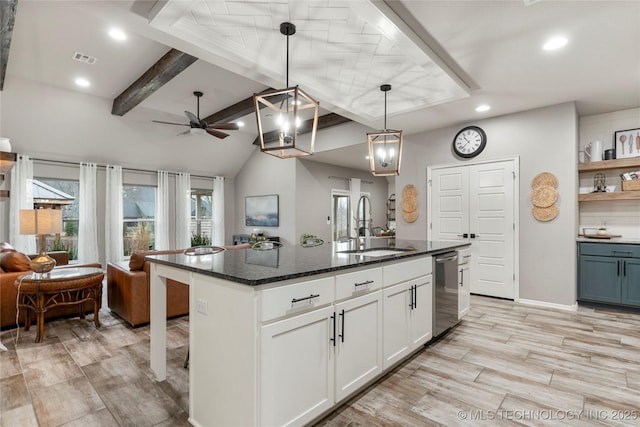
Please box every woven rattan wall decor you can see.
[401,184,418,223]
[531,172,559,222]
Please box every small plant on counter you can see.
[191,232,211,247]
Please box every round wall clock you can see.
[452,126,487,158]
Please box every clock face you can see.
[453,126,486,158]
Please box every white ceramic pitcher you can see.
[585,140,603,162]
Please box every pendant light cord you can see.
[286,32,290,87]
[384,90,387,130]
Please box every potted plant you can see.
[597,227,607,236]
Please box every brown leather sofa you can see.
[107,244,250,327]
[0,242,102,329]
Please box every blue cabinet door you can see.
[578,255,621,303]
[621,258,640,307]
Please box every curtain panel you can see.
[9,155,36,253]
[78,162,99,263]
[212,176,225,247]
[175,172,191,249]
[105,165,124,263]
[155,170,170,250]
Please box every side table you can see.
[14,267,104,343]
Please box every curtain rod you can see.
[328,175,373,184]
[31,157,216,180]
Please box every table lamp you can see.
[20,208,63,275]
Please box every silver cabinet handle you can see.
[291,294,320,304]
[436,255,458,263]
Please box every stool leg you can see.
[183,348,189,369]
[24,306,31,332]
[94,299,100,328]
[36,294,44,343]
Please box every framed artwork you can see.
[614,128,640,159]
[245,194,279,227]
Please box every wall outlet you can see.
[196,299,208,315]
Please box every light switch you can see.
[196,299,208,315]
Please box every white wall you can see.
[233,149,297,244]
[396,102,579,306]
[579,108,640,238]
[295,159,389,242]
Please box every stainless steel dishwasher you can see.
[433,251,459,338]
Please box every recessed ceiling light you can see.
[237,121,245,128]
[475,104,490,112]
[543,36,568,51]
[109,28,127,41]
[75,77,90,87]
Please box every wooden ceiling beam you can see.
[201,88,276,124]
[0,0,18,91]
[252,112,352,145]
[111,48,197,116]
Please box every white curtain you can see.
[78,162,99,263]
[155,170,170,250]
[212,176,225,246]
[349,178,361,239]
[175,172,191,249]
[105,165,124,264]
[9,155,36,253]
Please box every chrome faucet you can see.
[355,195,372,248]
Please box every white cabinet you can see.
[382,275,432,369]
[261,305,335,427]
[458,248,471,319]
[334,291,382,402]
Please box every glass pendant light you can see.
[367,84,403,176]
[253,22,319,159]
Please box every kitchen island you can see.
[147,239,468,427]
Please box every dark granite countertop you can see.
[146,239,469,286]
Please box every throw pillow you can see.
[0,251,32,272]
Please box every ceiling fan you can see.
[152,91,239,139]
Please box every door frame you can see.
[426,156,520,301]
[331,189,351,242]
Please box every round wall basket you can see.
[531,185,558,208]
[531,172,559,222]
[532,205,559,222]
[401,184,419,223]
[531,172,558,189]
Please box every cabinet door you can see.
[261,306,335,427]
[382,282,410,369]
[409,276,433,349]
[334,292,382,402]
[622,258,640,307]
[459,264,470,319]
[578,255,621,303]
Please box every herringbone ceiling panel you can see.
[150,0,469,124]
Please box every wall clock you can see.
[452,126,487,158]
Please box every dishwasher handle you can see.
[435,254,458,263]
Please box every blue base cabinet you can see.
[578,242,640,307]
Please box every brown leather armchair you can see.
[107,245,251,327]
[0,242,102,329]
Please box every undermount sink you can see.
[338,248,413,257]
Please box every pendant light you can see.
[253,22,319,159]
[367,84,403,176]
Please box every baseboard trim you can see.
[518,298,578,312]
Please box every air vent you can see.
[523,0,543,5]
[72,52,97,65]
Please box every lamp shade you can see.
[367,130,403,176]
[20,209,63,235]
[254,86,319,159]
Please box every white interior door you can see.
[429,159,517,300]
[468,161,515,299]
[430,166,469,241]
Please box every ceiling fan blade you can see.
[152,120,190,126]
[184,110,200,125]
[206,122,240,130]
[206,128,230,139]
[177,130,191,136]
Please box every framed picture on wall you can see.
[245,194,279,227]
[614,128,640,159]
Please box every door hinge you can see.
[427,179,432,186]
[513,273,516,280]
[512,171,516,179]
[513,223,515,230]
[429,222,432,229]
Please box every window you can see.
[191,189,212,246]
[123,185,156,255]
[35,178,79,260]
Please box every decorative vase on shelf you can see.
[0,137,11,152]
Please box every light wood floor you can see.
[2,295,640,426]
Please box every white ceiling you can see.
[5,0,640,173]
